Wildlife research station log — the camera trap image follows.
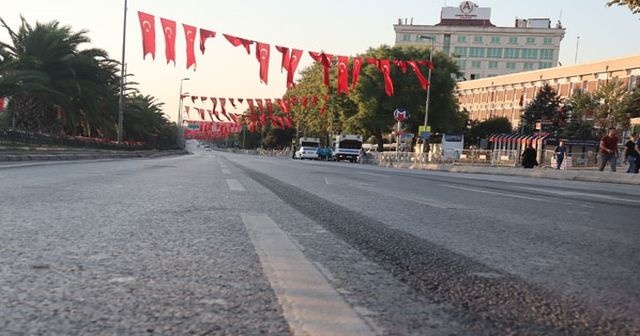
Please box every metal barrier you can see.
[542,150,598,169]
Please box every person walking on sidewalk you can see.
[623,133,640,173]
[598,128,619,172]
[521,143,538,169]
[554,140,567,170]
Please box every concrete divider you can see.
[0,149,189,162]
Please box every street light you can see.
[117,0,128,144]
[419,35,435,153]
[177,78,190,148]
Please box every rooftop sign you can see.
[441,1,491,20]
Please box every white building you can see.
[394,1,566,80]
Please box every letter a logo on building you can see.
[459,1,476,14]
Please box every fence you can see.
[0,128,149,151]
[541,150,599,169]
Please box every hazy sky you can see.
[2,0,639,122]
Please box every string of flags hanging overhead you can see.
[137,11,434,96]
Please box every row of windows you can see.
[458,35,553,45]
[453,47,555,60]
[402,34,555,46]
[457,60,554,70]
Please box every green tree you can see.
[467,117,512,146]
[0,16,120,136]
[593,78,629,130]
[607,0,640,14]
[123,94,174,146]
[520,84,563,135]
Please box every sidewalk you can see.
[378,160,640,185]
[0,146,189,163]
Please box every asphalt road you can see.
[1,143,639,335]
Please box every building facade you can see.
[394,1,565,80]
[456,54,640,127]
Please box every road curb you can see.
[0,149,189,162]
[375,161,640,185]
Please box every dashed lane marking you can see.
[445,185,548,202]
[241,214,375,336]
[222,169,231,175]
[226,179,245,191]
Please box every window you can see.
[487,48,503,58]
[469,47,485,58]
[456,59,467,69]
[491,36,501,44]
[402,34,411,41]
[523,62,534,70]
[457,35,467,43]
[543,37,553,45]
[522,48,538,59]
[504,48,520,58]
[508,36,518,44]
[488,61,498,69]
[472,60,482,68]
[473,35,483,44]
[506,62,516,70]
[540,49,554,60]
[539,62,553,69]
[453,46,468,57]
[526,37,536,44]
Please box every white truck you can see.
[295,137,320,159]
[332,134,363,162]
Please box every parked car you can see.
[294,146,319,160]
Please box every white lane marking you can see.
[359,172,386,178]
[222,169,231,175]
[353,184,453,209]
[445,185,548,202]
[521,187,640,204]
[241,214,375,336]
[324,177,331,185]
[226,179,245,191]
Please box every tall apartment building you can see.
[394,1,566,80]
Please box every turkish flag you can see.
[377,59,394,96]
[190,96,198,104]
[238,98,244,104]
[417,60,435,71]
[199,28,216,54]
[287,49,303,88]
[223,34,253,54]
[352,57,363,91]
[256,99,265,114]
[200,96,208,103]
[246,99,255,114]
[337,56,349,94]
[276,99,289,113]
[229,98,237,109]
[394,60,408,73]
[219,98,230,120]
[184,106,190,118]
[309,51,333,88]
[255,42,270,84]
[275,46,289,72]
[210,97,218,112]
[137,12,156,60]
[407,61,429,91]
[160,18,176,65]
[183,24,197,70]
[301,96,308,108]
[196,107,205,120]
[265,98,273,115]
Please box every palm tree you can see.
[124,94,175,146]
[0,16,120,136]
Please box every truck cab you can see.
[332,134,363,162]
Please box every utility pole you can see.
[117,0,128,143]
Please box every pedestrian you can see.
[292,145,297,159]
[623,133,639,174]
[521,142,538,169]
[554,140,567,169]
[358,147,366,164]
[598,128,619,172]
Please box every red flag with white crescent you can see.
[337,55,349,94]
[287,49,303,88]
[255,42,270,84]
[309,51,333,88]
[223,34,253,54]
[160,18,176,65]
[377,59,394,96]
[352,57,363,91]
[182,24,197,70]
[246,99,255,114]
[199,28,216,54]
[210,97,218,112]
[219,98,230,120]
[275,45,289,72]
[265,98,273,116]
[137,12,156,60]
[407,61,429,91]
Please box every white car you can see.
[294,146,319,160]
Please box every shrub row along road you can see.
[1,143,638,335]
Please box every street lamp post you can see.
[117,0,128,144]
[177,78,190,148]
[419,35,435,153]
